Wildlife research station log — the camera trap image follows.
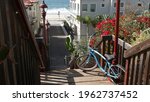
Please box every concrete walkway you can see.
[48,20,69,69]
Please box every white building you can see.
[23,0,41,35]
[68,0,150,41]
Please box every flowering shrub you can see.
[94,11,150,45]
[131,28,150,45]
[119,12,150,43]
[136,16,150,29]
[96,18,116,37]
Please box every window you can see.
[77,4,79,13]
[90,4,96,12]
[137,3,142,7]
[73,3,76,10]
[114,2,124,7]
[74,3,76,10]
[120,3,124,7]
[82,4,87,11]
[114,3,116,7]
[72,3,74,9]
[102,4,105,7]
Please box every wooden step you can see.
[40,68,113,85]
[68,76,113,85]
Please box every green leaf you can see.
[84,16,91,25]
[65,37,75,53]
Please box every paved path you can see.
[48,20,69,70]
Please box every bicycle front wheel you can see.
[76,54,97,71]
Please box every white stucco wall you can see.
[69,0,150,41]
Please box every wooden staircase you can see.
[40,68,113,85]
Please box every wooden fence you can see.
[124,39,150,85]
[99,35,132,67]
[99,35,150,85]
[0,0,44,84]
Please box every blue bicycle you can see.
[76,33,125,84]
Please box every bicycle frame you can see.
[87,47,119,79]
[77,32,124,79]
[85,32,121,79]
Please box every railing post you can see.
[114,0,120,64]
[124,59,129,85]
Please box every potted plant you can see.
[65,36,77,69]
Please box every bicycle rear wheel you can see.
[107,65,125,84]
[76,54,97,71]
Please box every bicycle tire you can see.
[107,65,125,84]
[76,54,97,71]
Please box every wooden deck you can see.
[40,68,113,85]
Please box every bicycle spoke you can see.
[107,65,125,85]
[76,54,97,71]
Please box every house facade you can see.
[68,0,150,41]
[23,0,41,35]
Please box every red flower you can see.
[96,18,116,39]
[136,16,150,26]
[101,31,110,38]
[96,22,102,29]
[110,18,116,26]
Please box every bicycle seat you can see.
[104,54,114,62]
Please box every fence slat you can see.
[137,53,145,84]
[124,59,130,85]
[132,56,139,84]
[128,57,135,85]
[143,51,150,84]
